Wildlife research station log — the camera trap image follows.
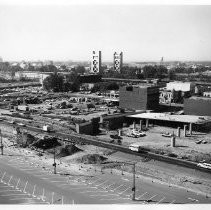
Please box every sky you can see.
[0,1,211,62]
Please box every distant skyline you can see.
[0,4,211,62]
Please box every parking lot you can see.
[1,149,209,204]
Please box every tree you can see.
[43,73,64,92]
[71,66,86,75]
[168,70,176,80]
[91,82,119,93]
[37,65,58,73]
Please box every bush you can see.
[167,153,178,158]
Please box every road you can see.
[0,148,210,204]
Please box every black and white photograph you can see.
[0,0,211,207]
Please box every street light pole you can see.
[132,163,136,201]
[119,161,136,201]
[0,129,3,155]
[53,145,56,174]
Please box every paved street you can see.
[0,148,210,204]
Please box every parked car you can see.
[161,132,173,138]
[132,130,146,137]
[127,129,146,138]
[126,131,138,138]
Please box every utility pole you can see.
[0,129,3,155]
[53,145,56,174]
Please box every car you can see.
[110,134,122,140]
[8,120,15,124]
[126,132,139,138]
[197,163,211,170]
[195,140,203,144]
[132,130,146,137]
[161,132,173,138]
[127,129,146,138]
[17,123,26,127]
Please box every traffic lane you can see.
[0,158,132,204]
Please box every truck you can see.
[129,143,149,153]
[197,163,211,170]
[43,125,51,132]
[129,143,143,152]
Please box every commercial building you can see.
[90,51,102,74]
[119,85,159,111]
[184,96,211,117]
[113,52,123,72]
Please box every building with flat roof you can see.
[166,81,195,93]
[119,85,159,111]
[90,51,102,74]
[127,112,211,132]
[184,96,211,117]
[203,92,211,97]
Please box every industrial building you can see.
[90,51,102,74]
[119,85,159,111]
[113,52,123,72]
[184,96,211,117]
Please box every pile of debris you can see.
[77,154,107,164]
[53,144,82,158]
[30,137,61,150]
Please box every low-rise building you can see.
[166,81,195,93]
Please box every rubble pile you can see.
[78,154,107,164]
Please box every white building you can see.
[166,81,195,93]
[203,92,211,97]
[15,71,51,86]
